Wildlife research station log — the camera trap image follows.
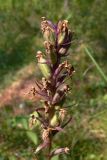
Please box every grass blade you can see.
[84,46,107,83]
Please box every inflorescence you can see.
[29,17,75,159]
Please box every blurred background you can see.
[0,0,107,160]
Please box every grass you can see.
[84,46,107,83]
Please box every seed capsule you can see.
[58,32,66,45]
[50,114,60,127]
[57,20,68,45]
[36,51,51,78]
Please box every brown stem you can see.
[47,138,52,160]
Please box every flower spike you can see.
[30,17,75,160]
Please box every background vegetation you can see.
[0,0,107,159]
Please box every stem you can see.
[47,138,52,160]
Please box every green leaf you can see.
[21,118,28,130]
[12,116,28,129]
[26,131,38,145]
[51,155,59,160]
[9,156,16,160]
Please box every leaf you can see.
[0,157,5,160]
[26,131,38,145]
[13,116,28,129]
[9,156,16,160]
[21,117,28,130]
[51,155,59,160]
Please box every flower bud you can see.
[36,51,51,78]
